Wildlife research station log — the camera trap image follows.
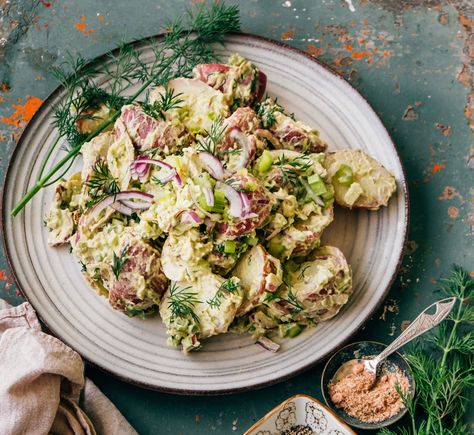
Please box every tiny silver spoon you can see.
[332,297,457,385]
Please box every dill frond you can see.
[84,160,120,207]
[12,2,240,217]
[168,282,200,323]
[197,115,226,155]
[385,266,473,435]
[207,278,240,309]
[112,245,128,279]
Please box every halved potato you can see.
[151,78,229,134]
[161,229,212,282]
[324,149,396,210]
[288,245,352,321]
[263,245,352,324]
[160,274,243,352]
[233,244,283,316]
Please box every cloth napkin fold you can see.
[0,300,138,435]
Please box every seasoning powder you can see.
[329,363,410,423]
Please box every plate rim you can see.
[1,32,409,395]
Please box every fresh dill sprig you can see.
[380,266,474,435]
[84,160,119,207]
[12,2,240,217]
[257,100,284,128]
[112,245,129,279]
[264,280,303,313]
[168,282,201,323]
[141,87,184,120]
[197,116,226,155]
[256,97,295,128]
[275,154,312,190]
[207,277,240,309]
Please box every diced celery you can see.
[224,241,237,254]
[212,190,226,213]
[278,323,302,338]
[307,173,321,185]
[343,182,363,206]
[267,239,285,258]
[309,180,327,196]
[321,189,335,206]
[247,235,258,246]
[199,195,213,212]
[199,189,226,213]
[258,150,274,173]
[335,164,353,186]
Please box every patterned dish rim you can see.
[244,393,357,434]
[1,32,409,395]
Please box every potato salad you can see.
[46,54,397,352]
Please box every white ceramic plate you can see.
[2,34,408,394]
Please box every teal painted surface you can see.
[0,1,472,434]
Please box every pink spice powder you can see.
[329,362,410,423]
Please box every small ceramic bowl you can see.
[321,341,415,430]
[244,394,356,435]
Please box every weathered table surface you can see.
[1,0,472,434]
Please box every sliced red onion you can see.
[89,191,153,218]
[130,160,150,182]
[120,199,152,210]
[257,336,280,353]
[131,157,181,186]
[203,187,215,207]
[199,152,224,180]
[240,192,251,215]
[216,182,243,218]
[173,173,183,187]
[111,202,134,216]
[153,168,178,185]
[89,195,116,218]
[134,156,174,170]
[229,128,250,171]
[180,210,203,225]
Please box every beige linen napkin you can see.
[0,300,138,435]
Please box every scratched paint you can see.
[1,96,43,129]
[74,15,95,36]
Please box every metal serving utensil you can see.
[333,297,457,385]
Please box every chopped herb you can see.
[124,307,149,319]
[130,212,140,223]
[84,160,119,207]
[112,245,128,279]
[168,282,200,323]
[141,87,184,120]
[274,154,312,193]
[264,280,303,314]
[197,115,226,155]
[257,99,285,128]
[80,262,87,272]
[207,278,240,309]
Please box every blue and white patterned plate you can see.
[245,394,356,435]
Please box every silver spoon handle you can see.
[374,297,457,365]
